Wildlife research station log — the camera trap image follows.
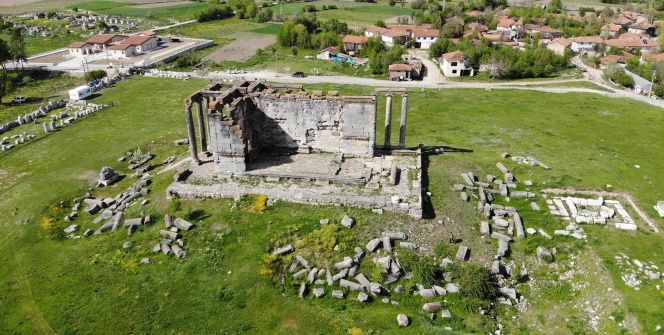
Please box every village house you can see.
[604,38,658,54]
[612,16,633,28]
[438,50,474,77]
[108,43,135,59]
[84,34,127,53]
[570,36,603,54]
[600,23,622,39]
[388,63,413,81]
[628,22,656,36]
[411,28,440,49]
[641,52,664,63]
[121,35,158,54]
[465,22,488,36]
[67,41,94,56]
[342,35,368,53]
[363,24,438,49]
[600,54,628,68]
[524,24,562,40]
[547,37,572,56]
[496,18,523,40]
[316,46,340,60]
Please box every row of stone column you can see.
[184,96,209,165]
[383,93,408,148]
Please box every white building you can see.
[570,36,603,54]
[438,51,474,77]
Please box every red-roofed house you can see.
[600,23,622,39]
[109,43,135,58]
[438,51,474,77]
[641,53,664,63]
[604,38,658,53]
[85,34,127,52]
[388,63,413,80]
[67,42,94,56]
[496,18,523,40]
[628,22,655,36]
[547,38,573,55]
[363,24,438,49]
[121,35,158,53]
[343,35,368,52]
[571,36,603,53]
[412,28,439,49]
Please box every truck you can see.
[69,85,92,101]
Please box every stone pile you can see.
[153,214,194,259]
[614,253,663,290]
[0,100,65,136]
[97,166,121,187]
[61,173,152,235]
[507,154,550,170]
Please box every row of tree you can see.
[430,36,570,79]
[198,0,274,23]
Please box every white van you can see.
[69,85,92,100]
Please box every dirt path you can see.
[541,188,660,233]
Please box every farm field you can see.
[0,77,663,334]
[72,1,209,22]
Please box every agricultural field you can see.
[72,1,209,22]
[0,76,663,334]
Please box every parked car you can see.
[291,71,306,78]
[12,96,26,104]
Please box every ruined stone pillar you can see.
[196,98,207,153]
[185,104,201,165]
[384,94,393,147]
[399,94,408,148]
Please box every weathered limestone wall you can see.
[252,96,376,157]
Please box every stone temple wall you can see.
[252,95,376,157]
[204,85,376,173]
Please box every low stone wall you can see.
[167,180,423,219]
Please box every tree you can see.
[197,6,233,23]
[374,20,387,28]
[389,0,396,6]
[9,28,26,70]
[488,55,508,78]
[96,20,108,30]
[441,16,464,38]
[85,69,107,81]
[0,39,12,104]
[256,8,273,23]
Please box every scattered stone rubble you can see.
[547,196,637,231]
[270,215,465,327]
[97,167,121,187]
[153,214,194,259]
[614,253,663,290]
[0,100,65,137]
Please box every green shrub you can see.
[454,263,497,301]
[85,69,106,81]
[398,250,440,286]
[197,5,233,23]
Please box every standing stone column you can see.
[196,98,207,153]
[399,94,408,148]
[185,104,201,165]
[384,94,393,147]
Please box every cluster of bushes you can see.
[301,4,338,12]
[429,36,570,79]
[197,5,233,23]
[276,16,349,50]
[84,69,107,81]
[199,0,275,22]
[359,38,406,75]
[604,64,634,88]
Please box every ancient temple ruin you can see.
[169,81,423,218]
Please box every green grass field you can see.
[0,77,663,334]
[73,1,209,22]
